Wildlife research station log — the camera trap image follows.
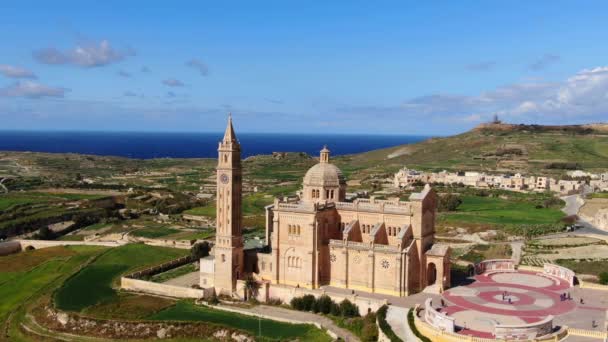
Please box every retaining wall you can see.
[14,239,122,250]
[543,263,575,286]
[424,298,455,333]
[121,277,207,298]
[494,315,553,340]
[246,282,387,316]
[0,241,22,256]
[474,259,515,275]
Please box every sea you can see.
[0,131,429,159]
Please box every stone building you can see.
[204,116,450,299]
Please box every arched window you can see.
[330,190,334,198]
[261,262,266,270]
[297,225,301,235]
[288,256,292,267]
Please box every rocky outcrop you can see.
[38,306,253,341]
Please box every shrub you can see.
[290,297,304,310]
[438,194,462,212]
[301,294,316,311]
[339,299,360,317]
[266,297,283,306]
[377,305,402,342]
[407,309,431,342]
[600,272,608,285]
[361,312,378,341]
[330,302,341,316]
[316,295,333,314]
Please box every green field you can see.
[439,195,564,228]
[0,192,108,212]
[0,246,105,324]
[131,226,181,238]
[556,259,608,277]
[184,192,273,219]
[55,244,187,311]
[150,301,331,341]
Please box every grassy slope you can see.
[55,244,187,311]
[338,125,608,178]
[0,246,106,325]
[150,301,331,341]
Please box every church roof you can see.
[303,162,346,187]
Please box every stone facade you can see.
[204,116,450,298]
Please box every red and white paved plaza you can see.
[438,271,608,338]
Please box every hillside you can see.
[337,122,608,180]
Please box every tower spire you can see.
[223,113,238,144]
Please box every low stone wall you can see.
[128,236,194,249]
[424,298,455,333]
[248,282,387,316]
[414,309,566,342]
[474,259,515,275]
[543,263,575,286]
[494,315,553,340]
[0,241,22,256]
[121,277,207,298]
[15,239,122,250]
[125,255,193,279]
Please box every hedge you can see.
[376,305,402,342]
[407,309,431,342]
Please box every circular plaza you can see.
[418,260,600,340]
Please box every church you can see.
[200,116,450,299]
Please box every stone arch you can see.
[427,262,437,286]
[24,245,35,251]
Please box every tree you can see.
[438,194,462,212]
[191,241,210,260]
[244,275,261,301]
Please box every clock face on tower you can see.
[220,173,229,184]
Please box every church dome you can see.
[303,161,346,187]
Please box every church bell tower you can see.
[214,114,244,295]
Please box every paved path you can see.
[213,304,360,341]
[510,240,523,265]
[386,306,420,342]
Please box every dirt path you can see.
[213,304,360,341]
[510,240,523,265]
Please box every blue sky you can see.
[1,1,607,135]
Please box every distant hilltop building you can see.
[201,116,450,299]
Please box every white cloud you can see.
[0,81,67,98]
[0,64,37,79]
[33,40,135,68]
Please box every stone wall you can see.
[128,236,194,249]
[245,282,387,316]
[543,263,575,286]
[15,239,122,250]
[121,277,208,298]
[0,241,21,256]
[494,315,553,340]
[474,259,514,274]
[424,298,455,333]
